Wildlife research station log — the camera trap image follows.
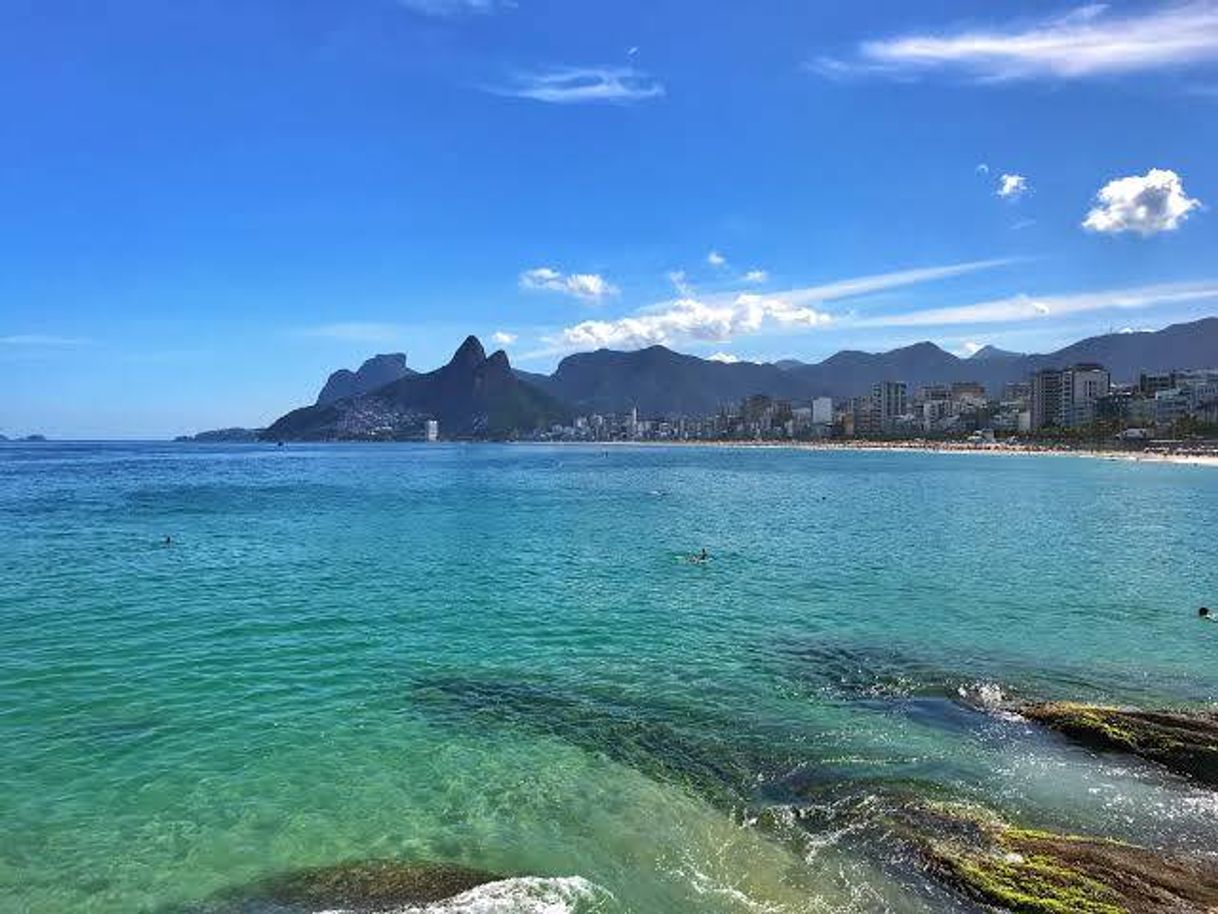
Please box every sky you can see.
[2,0,1217,437]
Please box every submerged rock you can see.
[889,800,1218,914]
[1019,702,1218,786]
[178,859,499,913]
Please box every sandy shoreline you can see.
[551,438,1218,467]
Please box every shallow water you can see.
[2,442,1216,913]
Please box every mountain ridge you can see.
[265,337,568,440]
[516,317,1218,416]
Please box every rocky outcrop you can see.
[176,859,499,913]
[316,353,411,405]
[891,800,1218,914]
[175,427,262,443]
[1020,702,1218,786]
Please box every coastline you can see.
[542,437,1218,467]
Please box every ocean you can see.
[2,441,1216,913]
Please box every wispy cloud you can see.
[487,66,664,104]
[707,351,741,363]
[298,322,405,343]
[667,270,695,297]
[397,0,510,17]
[1082,168,1202,236]
[545,258,1013,352]
[520,267,618,302]
[1,333,92,346]
[491,330,517,345]
[850,281,1218,328]
[707,250,727,267]
[743,269,769,284]
[813,3,1218,82]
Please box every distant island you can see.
[177,316,1218,446]
[175,428,264,443]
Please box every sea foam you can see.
[319,875,608,914]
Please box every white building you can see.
[425,419,439,442]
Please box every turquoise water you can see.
[2,441,1216,913]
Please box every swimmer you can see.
[689,548,708,564]
[1201,607,1214,622]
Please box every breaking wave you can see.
[329,876,609,914]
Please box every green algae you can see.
[1020,702,1218,785]
[941,849,1124,914]
[859,796,1218,914]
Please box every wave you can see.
[323,876,609,914]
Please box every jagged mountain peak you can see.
[450,336,487,368]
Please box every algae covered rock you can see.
[1020,702,1218,786]
[178,859,500,913]
[888,800,1218,914]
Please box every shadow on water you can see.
[407,672,794,808]
[161,860,502,913]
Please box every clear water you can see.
[2,442,1216,914]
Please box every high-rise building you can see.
[1029,364,1110,430]
[872,381,907,429]
[425,419,439,441]
[811,396,833,425]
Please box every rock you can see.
[178,859,499,913]
[316,353,411,406]
[1019,702,1218,786]
[887,799,1218,914]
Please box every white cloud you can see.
[707,352,740,364]
[959,341,984,356]
[850,281,1218,328]
[491,331,518,345]
[1082,168,1202,236]
[707,250,727,267]
[547,257,1013,352]
[554,294,832,350]
[976,163,990,175]
[520,267,618,302]
[299,322,404,342]
[397,0,508,15]
[488,66,664,104]
[816,3,1218,82]
[743,269,768,283]
[997,173,1028,199]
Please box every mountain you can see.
[1022,318,1218,380]
[544,345,808,416]
[316,353,412,405]
[969,345,1024,361]
[789,341,968,399]
[266,337,568,440]
[530,317,1218,416]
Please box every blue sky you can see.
[2,0,1217,436]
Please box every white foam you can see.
[324,876,609,914]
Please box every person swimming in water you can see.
[1201,606,1214,622]
[689,548,708,564]
[164,535,172,546]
